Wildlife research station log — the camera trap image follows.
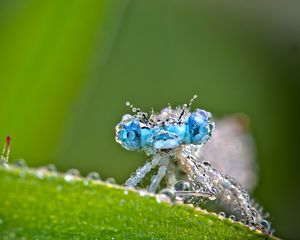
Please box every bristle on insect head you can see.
[178,95,198,121]
[187,95,198,108]
[125,101,148,122]
[126,101,140,113]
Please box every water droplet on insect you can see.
[259,219,270,230]
[14,159,27,168]
[159,188,175,201]
[87,172,101,181]
[106,177,116,184]
[218,212,225,218]
[242,192,249,200]
[251,208,258,218]
[208,194,216,201]
[174,180,191,191]
[202,161,211,168]
[122,114,132,122]
[239,219,246,225]
[229,215,236,221]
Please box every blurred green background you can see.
[0,0,299,239]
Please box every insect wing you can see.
[196,114,257,191]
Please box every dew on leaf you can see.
[105,177,116,184]
[159,188,175,201]
[14,159,27,168]
[87,172,101,181]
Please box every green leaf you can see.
[0,166,276,239]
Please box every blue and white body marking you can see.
[116,96,214,155]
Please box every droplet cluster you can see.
[178,145,271,234]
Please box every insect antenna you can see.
[125,101,148,122]
[178,95,198,121]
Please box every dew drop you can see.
[138,190,148,197]
[36,169,46,179]
[87,172,101,181]
[159,189,175,201]
[208,195,216,201]
[132,108,137,112]
[259,219,270,230]
[126,101,130,106]
[14,159,27,168]
[123,190,128,195]
[64,175,74,183]
[239,219,246,225]
[155,194,171,204]
[202,161,211,168]
[249,224,256,231]
[218,212,226,218]
[64,169,80,183]
[66,169,80,176]
[174,180,191,191]
[242,193,250,200]
[19,171,26,179]
[106,177,116,184]
[45,164,57,172]
[229,215,236,221]
[122,114,132,122]
[251,208,258,218]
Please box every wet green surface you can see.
[0,166,275,239]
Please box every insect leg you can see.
[148,156,170,193]
[124,156,160,187]
[148,165,167,192]
[178,146,271,233]
[177,147,217,198]
[166,161,177,188]
[174,190,215,199]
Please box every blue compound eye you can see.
[187,109,214,145]
[127,130,136,140]
[116,117,142,150]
